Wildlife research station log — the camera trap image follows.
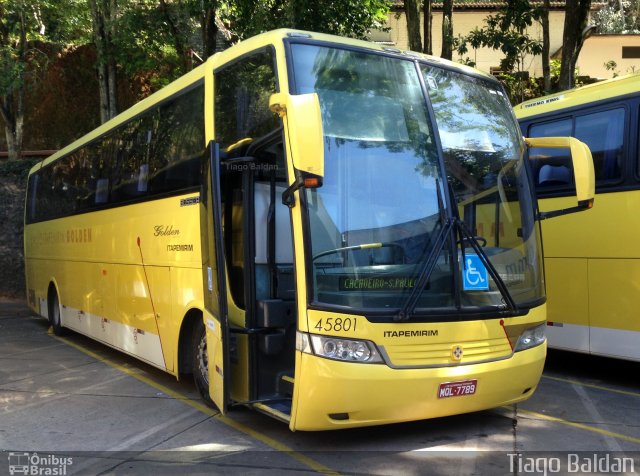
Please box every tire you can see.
[48,288,66,336]
[192,318,214,406]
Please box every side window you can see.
[93,136,116,205]
[575,108,625,183]
[34,166,54,222]
[147,85,204,194]
[26,173,39,223]
[48,152,92,216]
[215,49,279,154]
[528,118,573,191]
[111,116,150,202]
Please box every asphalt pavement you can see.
[1,298,639,475]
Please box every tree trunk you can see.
[441,0,454,60]
[423,0,432,55]
[159,0,191,72]
[107,0,118,119]
[0,98,24,161]
[0,5,26,160]
[559,0,591,90]
[202,1,219,58]
[90,0,118,123]
[405,0,422,52]
[542,0,551,92]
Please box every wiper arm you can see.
[455,219,517,311]
[395,179,451,322]
[395,217,454,322]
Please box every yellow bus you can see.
[24,29,595,431]
[515,74,640,362]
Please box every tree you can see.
[0,1,58,160]
[422,0,432,55]
[594,0,640,33]
[89,0,118,123]
[457,0,542,72]
[559,0,591,90]
[441,0,453,59]
[541,0,551,92]
[0,0,28,160]
[405,0,422,51]
[231,0,391,41]
[404,0,434,55]
[200,0,219,58]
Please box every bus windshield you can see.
[289,42,543,317]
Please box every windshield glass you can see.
[289,42,543,316]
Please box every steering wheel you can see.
[457,236,488,247]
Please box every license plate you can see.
[438,379,477,398]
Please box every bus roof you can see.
[29,28,493,176]
[514,72,640,120]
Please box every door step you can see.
[254,400,292,422]
[278,372,294,396]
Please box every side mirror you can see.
[525,136,595,220]
[269,91,324,173]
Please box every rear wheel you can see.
[192,318,214,406]
[48,288,65,336]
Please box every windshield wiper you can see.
[455,218,517,311]
[395,183,517,321]
[395,217,454,322]
[395,178,451,322]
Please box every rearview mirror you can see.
[525,136,595,220]
[269,92,324,178]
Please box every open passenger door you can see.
[200,141,230,412]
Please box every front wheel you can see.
[48,289,66,336]
[191,318,214,406]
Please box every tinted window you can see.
[214,49,280,308]
[27,84,204,223]
[215,49,279,153]
[575,108,624,182]
[527,108,626,193]
[528,118,573,190]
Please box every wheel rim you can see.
[197,332,209,386]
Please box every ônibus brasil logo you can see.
[7,452,72,475]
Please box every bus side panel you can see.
[169,265,207,372]
[24,193,203,373]
[115,264,173,371]
[588,259,640,360]
[540,191,640,358]
[544,258,590,353]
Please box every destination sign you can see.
[339,276,419,291]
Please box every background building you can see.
[381,1,640,80]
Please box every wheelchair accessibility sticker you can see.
[462,254,489,291]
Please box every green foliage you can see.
[231,0,392,41]
[2,0,394,151]
[456,0,542,73]
[604,59,619,77]
[111,1,195,85]
[84,0,392,89]
[0,157,39,179]
[0,0,89,94]
[595,0,640,34]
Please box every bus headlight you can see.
[514,324,546,352]
[296,332,383,363]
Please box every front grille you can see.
[381,337,512,368]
